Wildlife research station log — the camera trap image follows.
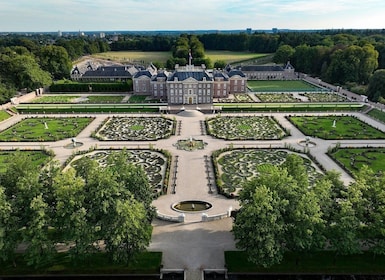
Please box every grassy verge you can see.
[367,108,385,123]
[0,252,162,275]
[225,251,385,274]
[218,103,365,113]
[247,80,322,92]
[16,104,162,114]
[0,110,11,122]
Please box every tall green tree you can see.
[38,45,72,80]
[273,44,295,64]
[367,69,385,102]
[233,183,286,267]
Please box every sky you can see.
[1,0,384,32]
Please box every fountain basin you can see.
[172,200,212,212]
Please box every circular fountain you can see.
[172,200,212,213]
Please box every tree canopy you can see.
[233,154,385,267]
[0,151,154,268]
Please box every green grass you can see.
[368,108,385,123]
[288,115,385,140]
[0,110,11,122]
[218,102,365,113]
[0,150,52,173]
[225,251,385,274]
[91,50,268,65]
[0,117,94,142]
[31,95,80,103]
[248,80,321,92]
[30,95,125,104]
[329,147,385,175]
[205,51,268,63]
[0,251,162,275]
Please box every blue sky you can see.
[1,0,384,32]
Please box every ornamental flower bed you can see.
[206,115,287,140]
[69,149,169,197]
[95,116,175,141]
[213,148,321,197]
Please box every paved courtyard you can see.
[1,108,385,279]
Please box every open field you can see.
[248,80,321,92]
[0,110,11,122]
[91,50,268,64]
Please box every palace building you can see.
[133,64,247,104]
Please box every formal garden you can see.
[299,92,349,102]
[328,147,385,176]
[0,117,94,142]
[30,95,126,104]
[69,149,170,197]
[255,93,301,102]
[206,115,287,140]
[94,116,175,141]
[213,148,321,197]
[247,80,321,92]
[288,115,385,140]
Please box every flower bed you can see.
[95,116,175,141]
[213,148,322,197]
[206,115,287,140]
[69,149,169,197]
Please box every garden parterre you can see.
[70,149,169,196]
[206,115,287,140]
[214,149,322,197]
[95,116,175,141]
[288,115,385,140]
[0,117,94,142]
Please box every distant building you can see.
[236,61,296,80]
[71,64,139,82]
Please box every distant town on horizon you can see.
[2,27,385,37]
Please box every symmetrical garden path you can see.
[1,109,385,279]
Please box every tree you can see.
[233,184,286,267]
[234,162,327,267]
[0,49,52,91]
[0,186,15,263]
[38,45,72,80]
[53,168,95,262]
[367,69,385,102]
[103,198,152,264]
[273,44,295,64]
[23,194,55,268]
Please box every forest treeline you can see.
[1,30,385,101]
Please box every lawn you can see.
[0,110,11,122]
[248,80,321,92]
[30,95,126,104]
[0,117,94,142]
[0,150,52,173]
[91,50,268,65]
[329,147,385,175]
[368,108,385,123]
[288,115,385,140]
